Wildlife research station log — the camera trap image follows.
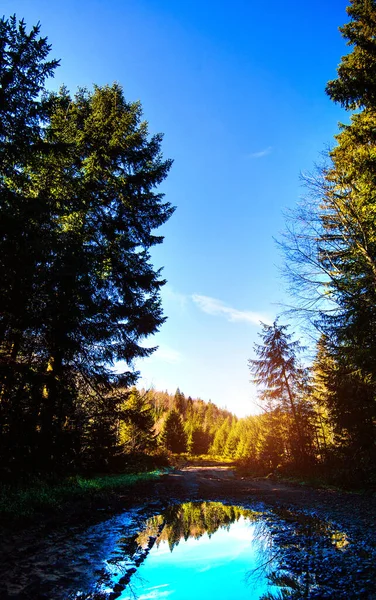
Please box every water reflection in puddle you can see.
[117,505,277,600]
[73,500,376,599]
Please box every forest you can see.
[1,0,376,492]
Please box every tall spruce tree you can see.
[326,0,376,110]
[32,84,173,462]
[0,19,174,473]
[160,410,187,453]
[0,16,60,472]
[325,0,376,455]
[324,0,376,456]
[281,0,376,462]
[249,321,312,463]
[118,389,156,455]
[323,0,376,412]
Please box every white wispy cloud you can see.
[162,285,188,310]
[138,585,172,600]
[191,294,271,325]
[248,146,272,159]
[153,344,182,364]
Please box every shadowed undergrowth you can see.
[0,471,163,520]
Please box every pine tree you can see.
[159,410,187,453]
[249,320,312,462]
[281,1,376,469]
[312,334,375,455]
[0,16,59,472]
[326,0,376,110]
[209,417,231,456]
[173,388,186,415]
[34,84,173,381]
[320,0,376,455]
[0,20,174,472]
[118,389,156,454]
[223,419,240,459]
[188,426,211,455]
[258,409,290,471]
[323,4,376,440]
[26,84,173,467]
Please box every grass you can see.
[0,470,163,520]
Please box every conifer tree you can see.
[209,417,231,456]
[223,419,240,459]
[323,2,376,430]
[0,18,174,472]
[249,320,312,462]
[326,0,376,110]
[188,426,211,455]
[281,0,376,466]
[0,16,59,471]
[159,410,187,453]
[118,389,156,454]
[173,388,186,415]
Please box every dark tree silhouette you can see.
[160,410,187,453]
[0,17,174,473]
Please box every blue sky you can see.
[8,0,349,416]
[119,517,275,599]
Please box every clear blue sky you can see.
[8,0,348,416]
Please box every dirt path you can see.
[1,462,375,598]
[156,463,376,537]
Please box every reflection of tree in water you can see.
[137,502,261,552]
[244,519,283,598]
[92,501,373,600]
[247,508,357,600]
[135,504,372,599]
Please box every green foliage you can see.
[118,389,156,454]
[0,15,60,473]
[326,0,376,110]
[187,426,211,455]
[159,409,187,453]
[0,15,59,167]
[209,417,232,456]
[144,388,232,458]
[33,82,173,385]
[312,335,375,455]
[0,471,161,519]
[280,0,376,480]
[173,388,186,414]
[249,320,314,463]
[143,502,260,552]
[0,16,174,474]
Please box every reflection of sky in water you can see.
[120,517,276,600]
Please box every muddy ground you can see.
[1,462,375,598]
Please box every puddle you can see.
[106,504,278,600]
[70,500,376,600]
